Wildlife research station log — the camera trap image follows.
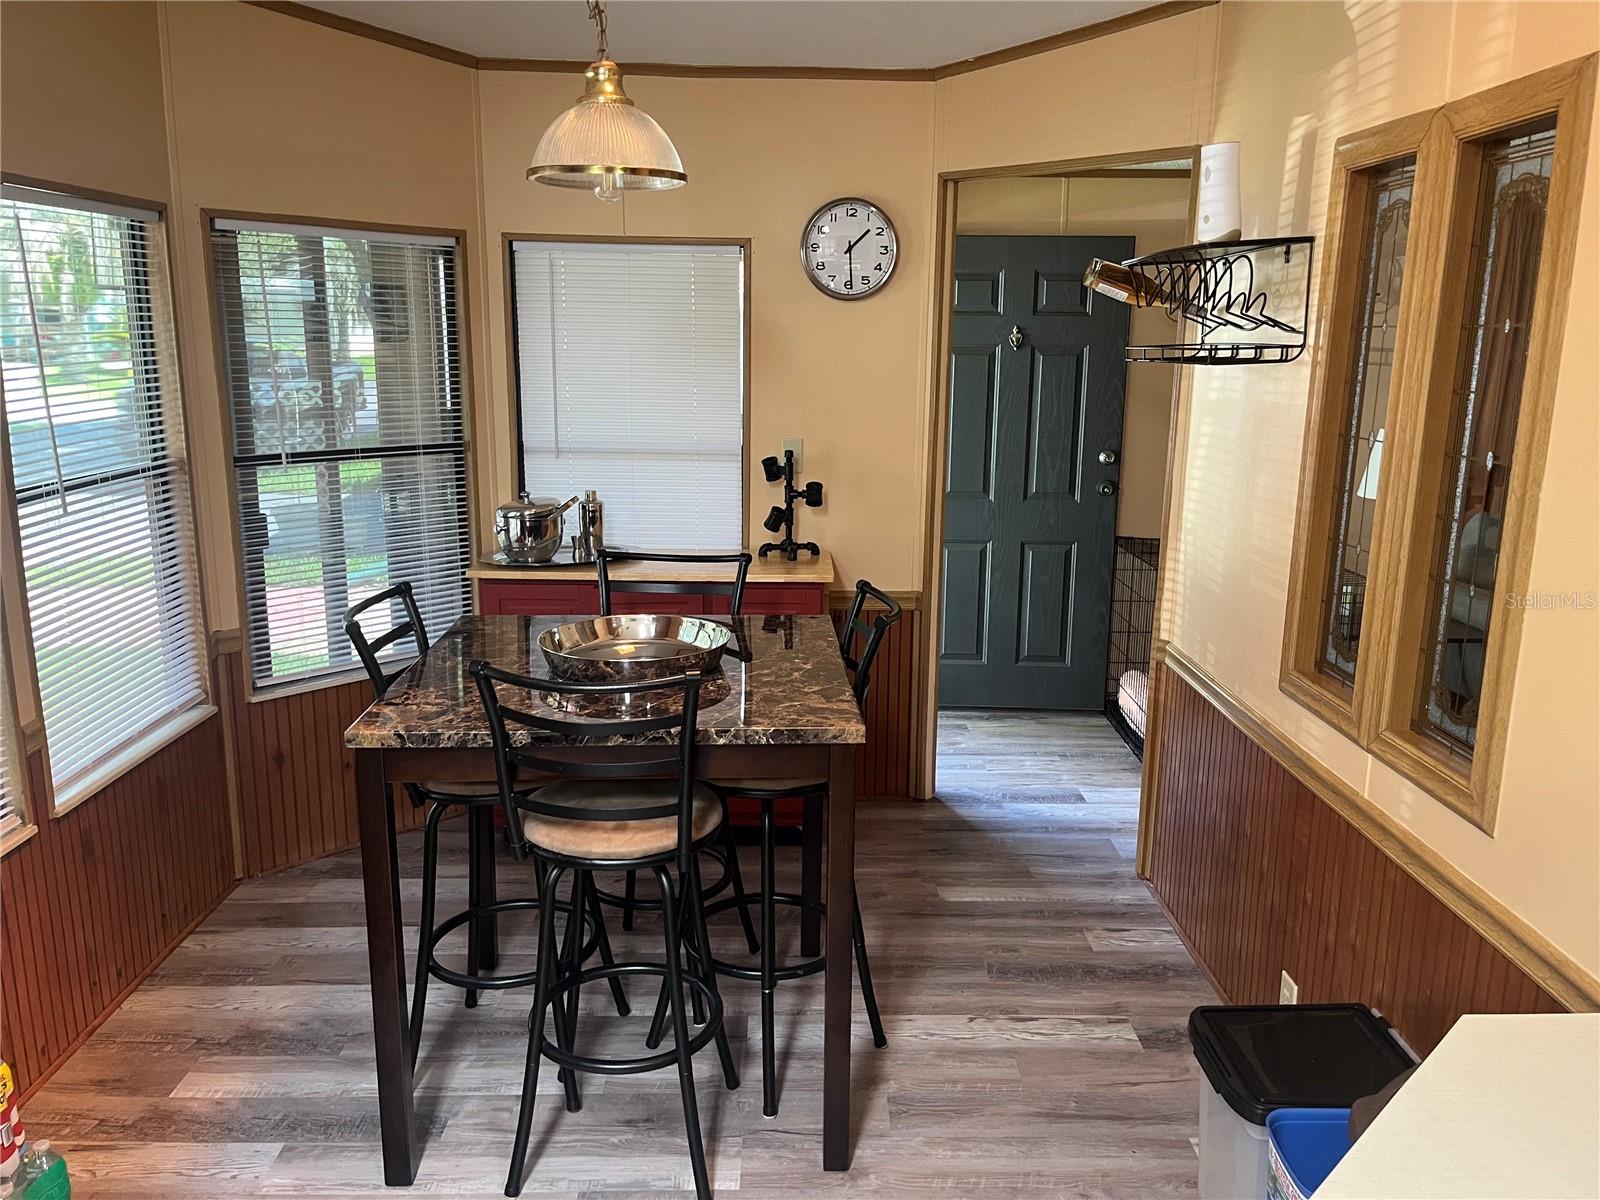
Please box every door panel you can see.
[939,235,1132,710]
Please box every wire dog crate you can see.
[1105,537,1160,758]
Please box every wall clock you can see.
[800,197,898,300]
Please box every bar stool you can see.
[594,548,759,955]
[694,580,899,1116]
[470,661,739,1200]
[344,584,627,1072]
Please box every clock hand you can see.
[845,229,871,254]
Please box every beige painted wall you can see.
[1166,1,1600,979]
[474,70,935,589]
[954,173,1191,537]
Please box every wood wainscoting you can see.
[220,650,427,878]
[829,593,928,800]
[1144,656,1566,1053]
[2,715,235,1096]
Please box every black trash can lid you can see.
[1189,1004,1416,1125]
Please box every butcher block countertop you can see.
[467,549,835,585]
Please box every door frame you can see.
[916,147,1200,854]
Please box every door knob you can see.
[1098,449,1118,465]
[1097,480,1117,497]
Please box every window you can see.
[1412,121,1555,759]
[1319,158,1415,687]
[1,186,208,803]
[210,218,469,690]
[1282,56,1593,831]
[510,240,745,552]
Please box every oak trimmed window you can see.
[1284,56,1594,830]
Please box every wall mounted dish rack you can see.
[1111,236,1315,365]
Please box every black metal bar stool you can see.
[470,661,739,1200]
[692,580,900,1117]
[344,584,627,1072]
[593,548,759,955]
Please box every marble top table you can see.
[344,613,866,1185]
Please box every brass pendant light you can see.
[527,1,687,202]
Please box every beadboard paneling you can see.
[830,600,927,800]
[224,651,425,878]
[1,715,234,1096]
[1146,665,1564,1052]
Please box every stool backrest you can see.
[470,661,704,869]
[344,582,429,699]
[596,549,752,616]
[838,579,903,708]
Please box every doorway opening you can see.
[926,153,1195,805]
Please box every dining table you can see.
[344,611,867,1185]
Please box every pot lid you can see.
[500,493,567,515]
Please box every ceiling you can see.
[299,1,1171,69]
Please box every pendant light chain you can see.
[588,0,608,60]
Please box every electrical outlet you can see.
[1279,970,1299,1005]
[782,438,803,472]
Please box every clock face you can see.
[800,198,897,300]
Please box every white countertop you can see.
[1316,1014,1600,1200]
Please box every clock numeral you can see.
[809,242,819,252]
[828,275,837,284]
[847,206,858,217]
[879,245,891,255]
[844,278,854,291]
[861,276,871,286]
[876,227,885,236]
[874,263,884,272]
[814,261,825,271]
[829,211,837,222]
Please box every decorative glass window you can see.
[1319,157,1415,684]
[1414,119,1556,758]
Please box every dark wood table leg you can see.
[355,747,419,1185]
[801,792,823,958]
[823,744,856,1171]
[472,805,500,971]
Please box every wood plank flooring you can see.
[27,710,1214,1198]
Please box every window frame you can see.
[1282,109,1436,742]
[201,209,477,698]
[0,177,215,815]
[500,233,752,554]
[1282,55,1596,831]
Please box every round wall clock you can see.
[800,197,898,300]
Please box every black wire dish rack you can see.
[1111,237,1315,365]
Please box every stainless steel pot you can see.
[495,494,578,563]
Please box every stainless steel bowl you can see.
[537,614,733,682]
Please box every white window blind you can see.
[209,219,468,689]
[511,241,745,552]
[1,188,208,801]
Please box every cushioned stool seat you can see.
[522,779,722,859]
[713,776,825,795]
[416,778,501,797]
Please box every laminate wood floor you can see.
[29,710,1214,1198]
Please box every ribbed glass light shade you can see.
[528,59,686,195]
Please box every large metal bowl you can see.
[537,614,733,683]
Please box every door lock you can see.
[1097,480,1118,497]
[1098,449,1118,465]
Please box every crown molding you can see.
[246,0,1216,82]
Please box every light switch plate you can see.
[782,438,803,472]
[1279,970,1299,1005]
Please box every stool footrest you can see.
[703,891,828,981]
[425,896,596,992]
[535,961,726,1075]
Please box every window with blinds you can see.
[1,186,208,803]
[209,219,468,689]
[510,241,745,552]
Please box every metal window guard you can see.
[1113,236,1315,365]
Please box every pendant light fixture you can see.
[527,0,686,203]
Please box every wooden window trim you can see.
[1367,55,1595,831]
[1281,108,1434,742]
